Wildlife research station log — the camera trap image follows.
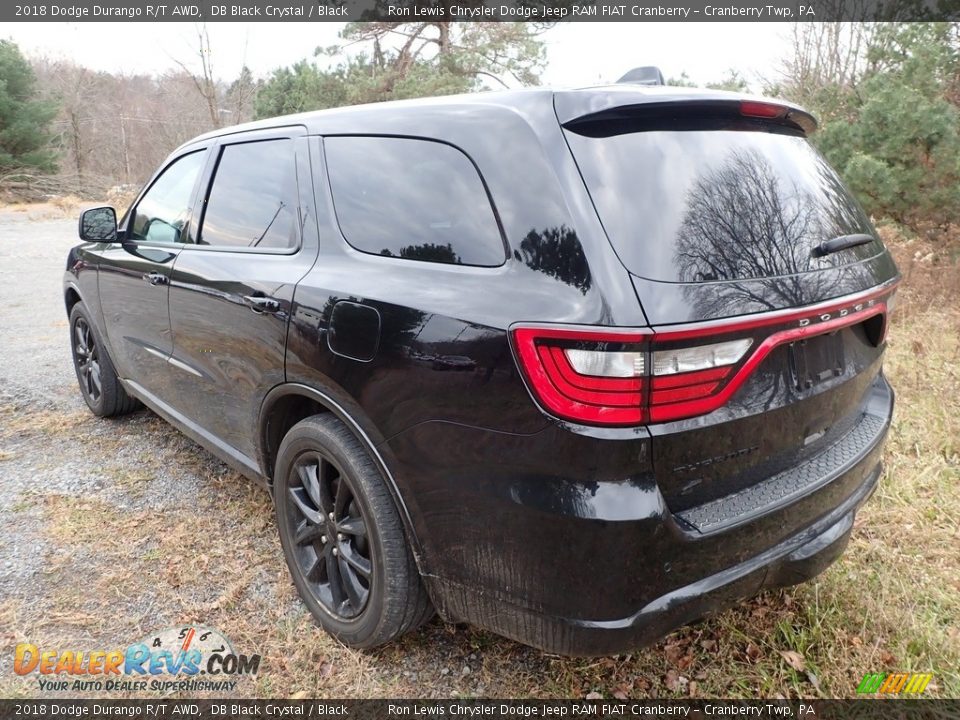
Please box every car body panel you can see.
[165,131,319,460]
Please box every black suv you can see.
[65,80,899,655]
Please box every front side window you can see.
[129,150,205,244]
[324,136,505,267]
[198,139,298,249]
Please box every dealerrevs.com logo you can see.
[14,626,260,693]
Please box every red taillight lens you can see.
[511,327,751,426]
[510,285,896,427]
[740,100,787,119]
[512,327,646,425]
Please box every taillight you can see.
[512,327,753,426]
[740,100,787,119]
[513,327,647,425]
[510,284,896,427]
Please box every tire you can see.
[69,303,140,417]
[274,414,433,648]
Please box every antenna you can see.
[616,67,666,86]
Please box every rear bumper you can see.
[385,375,892,656]
[430,468,874,655]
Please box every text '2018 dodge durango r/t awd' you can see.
[64,75,899,655]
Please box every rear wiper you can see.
[813,234,874,258]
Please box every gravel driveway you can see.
[0,210,554,698]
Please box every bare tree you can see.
[770,21,880,113]
[172,23,222,129]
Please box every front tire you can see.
[69,303,140,417]
[274,414,433,648]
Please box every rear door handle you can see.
[144,272,168,286]
[243,295,281,313]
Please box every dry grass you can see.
[2,227,958,700]
[0,197,109,221]
[0,405,88,442]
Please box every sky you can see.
[7,22,790,90]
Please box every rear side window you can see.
[324,136,505,267]
[565,127,880,283]
[199,139,298,249]
[129,150,205,244]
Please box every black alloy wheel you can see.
[285,451,372,619]
[73,316,102,403]
[273,414,433,648]
[68,303,140,417]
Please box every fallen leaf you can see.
[779,650,806,672]
[746,642,762,663]
[664,670,680,692]
[290,691,309,700]
[585,692,602,700]
[664,671,688,693]
[319,661,334,678]
[664,642,685,665]
[613,690,628,701]
[880,650,896,665]
[700,639,717,652]
[688,680,698,697]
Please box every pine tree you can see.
[0,40,58,173]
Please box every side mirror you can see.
[79,206,118,242]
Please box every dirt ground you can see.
[0,207,957,699]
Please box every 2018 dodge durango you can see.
[64,78,899,655]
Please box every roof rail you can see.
[616,66,666,86]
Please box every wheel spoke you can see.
[338,541,371,578]
[317,459,336,515]
[297,461,322,510]
[334,475,352,518]
[288,486,322,524]
[337,515,366,537]
[294,520,326,547]
[338,556,368,610]
[75,324,87,354]
[304,551,326,582]
[325,546,345,608]
[89,363,101,396]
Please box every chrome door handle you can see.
[243,295,281,313]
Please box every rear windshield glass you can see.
[564,128,881,283]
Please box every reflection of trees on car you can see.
[674,148,846,316]
[380,243,461,265]
[514,225,591,294]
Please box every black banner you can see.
[2,700,960,720]
[4,0,960,23]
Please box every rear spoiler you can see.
[555,89,818,138]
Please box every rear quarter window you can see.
[323,136,506,267]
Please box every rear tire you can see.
[69,303,140,417]
[274,414,433,648]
